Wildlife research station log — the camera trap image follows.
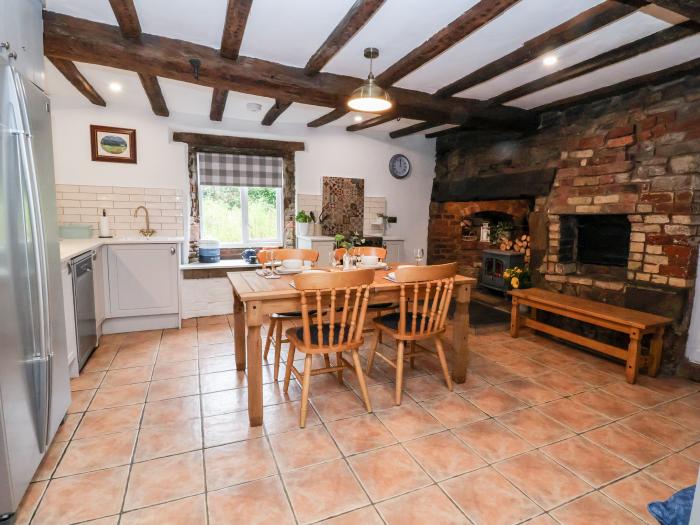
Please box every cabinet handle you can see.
[170,247,176,255]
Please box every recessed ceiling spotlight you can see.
[109,82,122,92]
[246,102,262,112]
[542,55,558,66]
[354,115,363,122]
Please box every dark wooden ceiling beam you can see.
[534,56,700,112]
[492,21,699,104]
[107,0,141,39]
[220,0,253,59]
[261,99,292,126]
[389,121,442,139]
[304,0,385,76]
[210,89,229,121]
[307,108,350,127]
[138,72,169,116]
[376,0,520,87]
[47,57,106,106]
[644,0,700,23]
[172,132,305,152]
[43,12,532,127]
[435,0,645,98]
[346,112,397,131]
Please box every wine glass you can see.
[413,248,425,266]
[328,249,337,268]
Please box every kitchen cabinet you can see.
[296,236,335,266]
[384,240,404,263]
[0,0,45,89]
[107,244,180,317]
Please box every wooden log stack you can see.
[499,234,531,263]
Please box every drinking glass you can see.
[413,248,425,265]
[328,250,337,268]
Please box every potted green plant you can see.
[295,210,314,236]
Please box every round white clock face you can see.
[389,154,411,179]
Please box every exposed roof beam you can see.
[346,113,396,131]
[304,0,385,76]
[307,108,350,127]
[220,0,254,59]
[172,132,304,152]
[376,0,520,87]
[435,0,645,98]
[210,89,229,121]
[261,99,292,126]
[47,57,106,106]
[492,21,699,104]
[643,0,700,23]
[389,121,442,139]
[534,56,700,112]
[43,12,533,128]
[138,73,169,116]
[107,0,141,39]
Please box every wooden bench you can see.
[509,288,672,384]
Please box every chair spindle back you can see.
[258,248,319,268]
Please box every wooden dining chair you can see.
[259,248,319,381]
[283,269,375,427]
[333,246,387,262]
[366,262,456,405]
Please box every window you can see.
[197,153,284,247]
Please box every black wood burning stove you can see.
[480,249,525,292]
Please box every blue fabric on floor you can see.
[648,485,695,525]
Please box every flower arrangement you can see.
[334,231,365,250]
[503,266,531,290]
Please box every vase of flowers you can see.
[503,266,531,290]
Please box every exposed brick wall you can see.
[431,72,700,375]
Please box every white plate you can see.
[302,269,327,274]
[358,262,388,269]
[275,267,304,275]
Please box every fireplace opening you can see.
[576,215,630,266]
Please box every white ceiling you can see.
[44,0,699,130]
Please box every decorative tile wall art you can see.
[321,176,364,236]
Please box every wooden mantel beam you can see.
[47,57,106,106]
[346,113,396,131]
[138,73,169,116]
[220,0,253,59]
[307,108,350,128]
[643,0,700,23]
[210,89,229,121]
[304,0,385,76]
[435,0,645,98]
[43,12,533,128]
[389,121,441,139]
[172,132,305,153]
[261,99,292,126]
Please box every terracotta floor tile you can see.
[134,419,202,461]
[420,393,487,428]
[263,380,303,406]
[460,386,527,416]
[653,399,700,430]
[203,411,265,447]
[348,444,431,502]
[453,419,532,463]
[497,408,573,447]
[68,389,96,413]
[566,364,620,387]
[181,318,197,327]
[197,354,237,374]
[529,350,578,370]
[681,392,700,407]
[551,492,642,525]
[264,400,322,435]
[121,494,206,525]
[681,442,700,461]
[200,370,247,393]
[33,466,129,525]
[283,459,369,524]
[317,506,384,525]
[620,412,699,451]
[53,413,81,442]
[208,476,295,525]
[310,390,367,422]
[377,485,470,525]
[204,437,277,490]
[75,515,119,525]
[542,436,635,488]
[644,453,700,490]
[55,430,137,477]
[470,362,521,384]
[532,370,591,395]
[14,480,47,525]
[570,390,639,419]
[603,382,671,408]
[197,327,233,345]
[404,374,451,401]
[201,388,248,417]
[157,346,198,364]
[452,372,489,392]
[375,403,444,442]
[404,431,485,481]
[33,441,68,481]
[101,365,153,387]
[75,405,143,439]
[162,326,198,343]
[327,414,396,456]
[110,350,157,370]
[81,349,117,373]
[123,329,162,344]
[306,372,352,397]
[89,383,148,411]
[270,425,341,472]
[141,395,201,427]
[147,375,199,402]
[522,514,558,525]
[636,376,700,398]
[583,423,671,468]
[197,342,234,360]
[366,382,401,411]
[602,472,675,524]
[440,467,542,525]
[197,314,230,326]
[497,378,561,405]
[537,398,611,433]
[124,450,205,511]
[495,451,591,510]
[71,371,105,391]
[502,357,549,378]
[152,359,199,380]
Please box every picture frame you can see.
[90,125,137,163]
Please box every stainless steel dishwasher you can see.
[70,251,97,369]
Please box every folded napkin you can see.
[384,272,397,282]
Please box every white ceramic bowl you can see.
[282,258,303,270]
[361,255,379,266]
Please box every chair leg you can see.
[409,341,416,369]
[395,341,405,406]
[435,336,453,392]
[263,318,276,360]
[351,349,372,412]
[273,318,283,381]
[366,329,380,375]
[300,354,313,428]
[324,354,332,368]
[377,311,383,344]
[336,352,344,384]
[283,342,296,393]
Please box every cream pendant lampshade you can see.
[347,47,392,112]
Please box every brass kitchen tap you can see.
[134,206,156,237]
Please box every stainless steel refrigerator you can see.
[0,57,71,519]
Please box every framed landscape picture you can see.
[90,125,137,163]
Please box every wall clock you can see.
[389,154,411,179]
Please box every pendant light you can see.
[347,47,392,112]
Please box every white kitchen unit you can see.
[0,0,45,89]
[61,262,79,377]
[384,239,404,263]
[296,235,336,266]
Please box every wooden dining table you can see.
[227,266,476,427]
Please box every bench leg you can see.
[510,298,521,338]
[626,329,641,384]
[648,327,664,377]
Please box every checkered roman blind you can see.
[197,152,283,188]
